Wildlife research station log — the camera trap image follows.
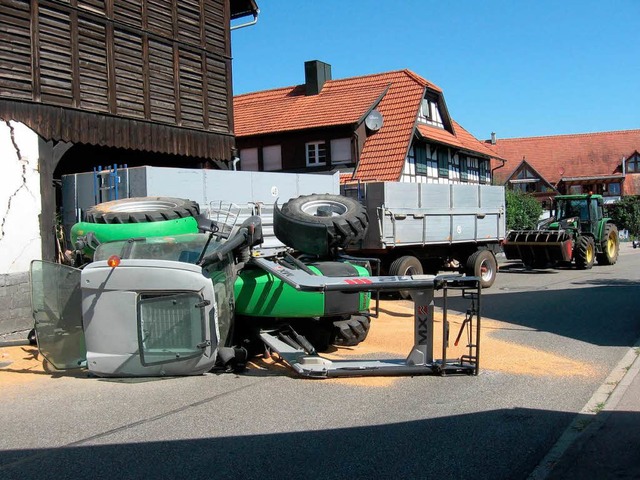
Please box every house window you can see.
[418,95,444,128]
[240,148,258,171]
[306,141,326,166]
[627,154,640,173]
[608,183,621,195]
[330,138,351,164]
[467,158,479,183]
[460,155,468,182]
[451,155,460,182]
[263,145,282,171]
[479,160,488,184]
[569,185,583,194]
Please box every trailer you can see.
[342,182,506,288]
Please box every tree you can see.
[505,190,543,230]
[608,196,640,239]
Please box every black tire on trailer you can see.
[84,197,200,224]
[465,250,498,289]
[574,235,595,270]
[331,315,371,347]
[597,223,619,265]
[389,255,423,299]
[276,194,368,253]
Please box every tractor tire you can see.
[465,250,498,288]
[574,236,595,270]
[276,194,368,254]
[597,223,619,265]
[389,255,423,299]
[84,197,200,224]
[331,315,371,347]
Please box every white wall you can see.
[0,120,42,273]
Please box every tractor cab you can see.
[550,194,605,235]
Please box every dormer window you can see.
[626,153,640,173]
[418,95,443,128]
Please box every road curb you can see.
[527,336,640,480]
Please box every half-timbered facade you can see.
[233,61,497,185]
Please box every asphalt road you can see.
[1,244,640,480]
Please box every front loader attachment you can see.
[502,230,573,266]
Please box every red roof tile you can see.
[234,77,390,137]
[492,129,640,185]
[353,70,428,182]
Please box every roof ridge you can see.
[234,68,438,99]
[498,128,640,142]
[234,84,299,98]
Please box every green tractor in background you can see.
[503,194,619,269]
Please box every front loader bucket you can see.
[502,230,573,266]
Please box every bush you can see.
[608,196,640,239]
[505,190,543,230]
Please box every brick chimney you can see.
[305,60,332,96]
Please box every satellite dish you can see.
[365,109,384,132]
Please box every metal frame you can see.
[251,255,481,379]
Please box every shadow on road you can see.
[438,271,640,348]
[0,407,581,480]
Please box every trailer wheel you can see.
[331,315,370,347]
[276,194,368,253]
[466,250,497,288]
[597,224,619,265]
[389,255,423,299]
[575,236,595,270]
[84,197,200,224]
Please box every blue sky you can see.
[230,0,639,141]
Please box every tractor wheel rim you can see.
[96,199,181,213]
[301,200,348,217]
[587,245,594,263]
[607,237,615,256]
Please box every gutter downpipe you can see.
[490,158,507,185]
[230,10,260,31]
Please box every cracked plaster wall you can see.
[0,120,42,274]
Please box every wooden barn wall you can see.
[0,0,235,160]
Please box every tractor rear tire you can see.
[84,197,200,224]
[465,250,497,288]
[331,315,371,347]
[275,194,368,254]
[597,223,619,265]
[389,255,423,299]
[575,236,595,270]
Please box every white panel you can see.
[262,145,282,171]
[240,148,258,171]
[330,138,351,164]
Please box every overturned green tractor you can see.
[503,194,619,270]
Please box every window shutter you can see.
[437,148,449,178]
[415,144,427,174]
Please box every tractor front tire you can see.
[84,197,200,224]
[575,236,595,270]
[597,224,619,265]
[331,315,371,347]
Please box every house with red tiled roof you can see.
[489,129,640,204]
[233,60,498,185]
